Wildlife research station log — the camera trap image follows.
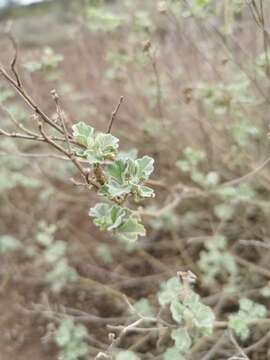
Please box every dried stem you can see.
[107,96,124,134]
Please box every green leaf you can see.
[118,216,146,242]
[133,298,154,317]
[171,328,192,353]
[158,277,182,306]
[228,314,250,341]
[110,206,127,230]
[229,298,267,341]
[72,121,94,147]
[55,319,72,347]
[205,171,219,187]
[169,293,215,335]
[136,185,155,198]
[72,122,119,163]
[73,324,88,340]
[214,203,235,221]
[187,300,215,335]
[170,300,185,324]
[102,156,154,200]
[44,241,67,263]
[89,203,125,231]
[101,179,131,198]
[47,259,77,292]
[54,318,89,360]
[90,203,145,242]
[106,160,127,183]
[91,133,119,161]
[136,155,154,180]
[117,148,138,161]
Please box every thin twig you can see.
[0,64,65,135]
[51,89,72,154]
[107,96,124,134]
[229,330,250,360]
[5,24,22,87]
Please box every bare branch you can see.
[107,96,124,134]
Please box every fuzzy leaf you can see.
[170,300,185,324]
[228,298,267,340]
[89,203,125,231]
[85,133,119,164]
[72,121,94,147]
[117,217,146,242]
[133,298,154,317]
[44,241,67,263]
[158,277,182,306]
[136,156,155,180]
[72,121,119,163]
[47,259,77,292]
[102,156,155,200]
[136,185,155,198]
[171,328,192,353]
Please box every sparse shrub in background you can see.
[53,318,89,360]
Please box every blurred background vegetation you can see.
[1,0,270,359]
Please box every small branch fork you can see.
[95,295,170,360]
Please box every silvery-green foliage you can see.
[36,223,77,292]
[177,147,205,173]
[214,183,255,202]
[213,183,255,221]
[72,121,154,241]
[158,276,215,359]
[89,203,145,242]
[100,156,155,200]
[149,210,179,231]
[72,122,119,164]
[158,276,182,306]
[117,148,138,161]
[198,235,237,283]
[230,120,261,147]
[0,171,41,192]
[158,276,215,341]
[229,298,267,340]
[170,293,215,336]
[23,47,63,73]
[0,235,21,253]
[95,244,113,264]
[195,76,254,115]
[176,0,211,18]
[261,287,270,298]
[133,298,154,317]
[177,147,219,189]
[86,4,127,32]
[163,346,186,360]
[0,152,42,193]
[171,328,192,354]
[47,259,77,293]
[54,318,89,360]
